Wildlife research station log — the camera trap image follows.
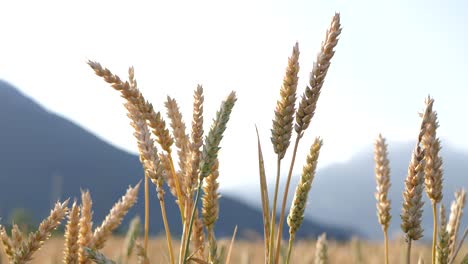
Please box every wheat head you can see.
[64,201,80,264]
[295,13,342,137]
[374,134,391,232]
[271,43,300,159]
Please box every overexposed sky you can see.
[1,0,467,188]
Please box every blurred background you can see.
[0,0,466,240]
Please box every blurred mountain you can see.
[228,137,468,240]
[0,80,355,240]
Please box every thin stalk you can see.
[406,238,412,264]
[179,218,188,264]
[160,198,175,264]
[269,157,281,263]
[286,236,294,264]
[168,154,186,222]
[432,202,438,264]
[144,174,150,252]
[275,137,300,262]
[183,180,203,264]
[384,229,389,264]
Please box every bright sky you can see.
[1,0,467,188]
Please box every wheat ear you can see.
[315,233,329,264]
[401,97,434,264]
[269,42,300,263]
[89,62,185,220]
[183,91,237,264]
[295,13,342,137]
[437,204,450,264]
[447,189,466,258]
[275,14,342,262]
[286,138,322,264]
[202,160,220,263]
[190,85,204,191]
[78,190,93,264]
[90,183,140,250]
[0,225,14,261]
[374,134,391,264]
[421,96,443,264]
[13,200,69,264]
[166,96,191,188]
[64,201,80,264]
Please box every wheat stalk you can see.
[183,91,237,264]
[286,138,322,264]
[274,14,342,262]
[401,97,435,264]
[437,204,449,264]
[374,134,391,264]
[202,160,220,263]
[78,190,93,264]
[64,201,80,264]
[421,96,443,264]
[269,42,300,263]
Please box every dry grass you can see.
[0,237,466,264]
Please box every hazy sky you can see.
[1,0,467,188]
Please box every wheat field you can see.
[0,237,466,263]
[0,12,466,264]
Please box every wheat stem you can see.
[168,154,186,222]
[432,202,437,264]
[275,136,301,262]
[286,234,294,264]
[269,157,281,263]
[384,229,389,264]
[406,239,412,264]
[183,180,203,264]
[144,175,149,252]
[159,198,175,264]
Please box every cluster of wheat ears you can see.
[0,12,466,264]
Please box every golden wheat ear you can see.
[0,225,14,261]
[78,189,94,264]
[374,134,391,264]
[64,201,80,264]
[13,200,69,264]
[90,183,140,251]
[295,13,342,137]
